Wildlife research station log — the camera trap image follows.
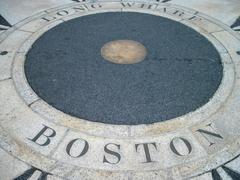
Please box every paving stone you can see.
[0,1,240,180]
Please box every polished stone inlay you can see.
[24,12,223,125]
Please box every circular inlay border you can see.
[24,11,223,126]
[0,1,240,179]
[10,2,235,137]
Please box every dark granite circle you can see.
[25,12,223,125]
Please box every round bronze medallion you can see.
[101,39,147,64]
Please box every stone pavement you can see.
[0,0,240,179]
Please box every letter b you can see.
[28,124,56,146]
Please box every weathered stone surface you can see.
[0,1,240,179]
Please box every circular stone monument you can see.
[0,1,240,180]
[24,12,222,125]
